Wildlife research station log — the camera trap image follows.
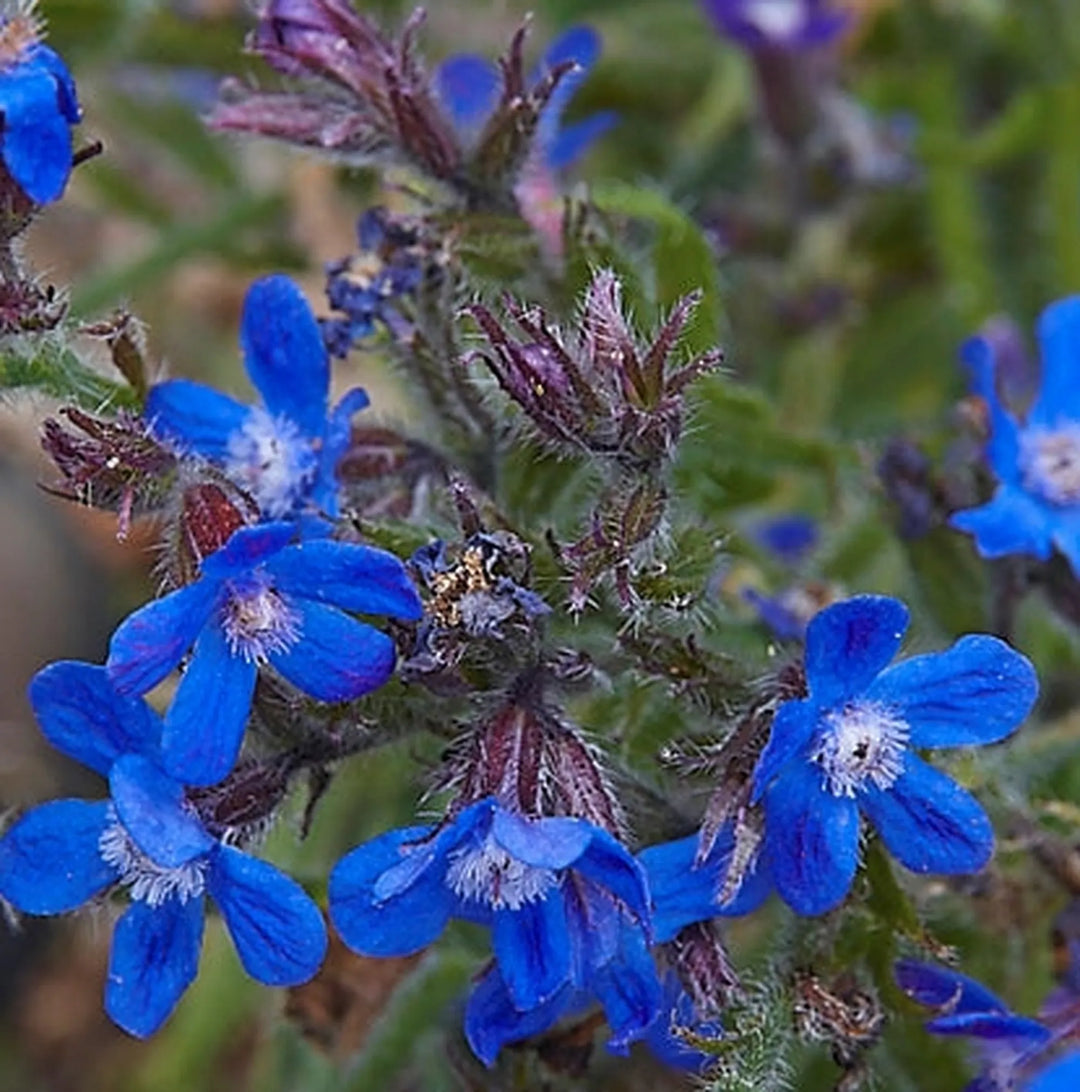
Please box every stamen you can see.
[225,408,317,517]
[220,583,302,663]
[98,809,207,907]
[1020,425,1080,506]
[810,701,909,798]
[445,835,558,910]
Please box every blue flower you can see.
[434,26,616,173]
[106,520,422,786]
[145,275,370,522]
[750,595,1038,916]
[896,959,1053,1091]
[951,297,1080,577]
[327,797,661,1065]
[0,661,326,1037]
[0,13,81,204]
[702,0,851,51]
[321,209,424,360]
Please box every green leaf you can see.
[0,339,138,410]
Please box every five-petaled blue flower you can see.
[0,11,81,204]
[702,0,851,51]
[896,958,1053,1092]
[105,520,423,786]
[0,662,327,1038]
[145,274,370,522]
[434,26,616,173]
[750,595,1038,916]
[951,297,1080,578]
[327,797,661,1065]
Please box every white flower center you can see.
[220,584,302,662]
[98,810,207,907]
[810,701,909,798]
[1020,425,1080,506]
[225,408,318,517]
[445,835,558,910]
[743,0,807,41]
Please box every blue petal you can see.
[1050,506,1080,578]
[544,110,617,170]
[28,46,81,123]
[490,807,592,869]
[493,889,572,1009]
[949,486,1054,562]
[765,762,858,916]
[865,635,1038,748]
[894,958,1008,1015]
[0,800,117,914]
[1028,1051,1080,1092]
[105,897,204,1038]
[464,968,575,1066]
[534,27,602,154]
[1030,296,1080,427]
[209,845,327,985]
[240,276,329,439]
[162,621,257,786]
[804,596,909,706]
[0,67,73,204]
[109,754,214,867]
[328,825,456,957]
[926,1011,1051,1044]
[859,754,993,875]
[434,55,499,132]
[106,580,222,695]
[314,385,371,516]
[269,601,396,702]
[574,828,652,927]
[638,830,770,943]
[592,919,664,1055]
[960,335,1021,485]
[265,539,422,620]
[751,698,819,801]
[145,380,250,460]
[198,521,295,581]
[29,661,161,774]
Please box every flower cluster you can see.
[1,271,424,1037]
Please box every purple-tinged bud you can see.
[40,407,177,538]
[440,671,623,835]
[669,921,742,1016]
[467,268,722,466]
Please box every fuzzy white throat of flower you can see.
[446,835,559,911]
[221,583,302,663]
[99,809,208,907]
[810,700,910,798]
[225,407,318,518]
[742,0,807,41]
[0,1,43,68]
[1020,425,1080,507]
